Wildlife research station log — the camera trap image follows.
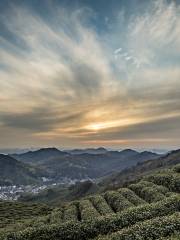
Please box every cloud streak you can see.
[0,0,180,148]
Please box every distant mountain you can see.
[18,150,180,205]
[12,148,160,181]
[101,149,180,189]
[67,147,108,155]
[0,154,45,185]
[11,147,68,164]
[0,148,38,155]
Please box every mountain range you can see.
[10,148,159,183]
[0,147,160,186]
[19,148,180,204]
[101,149,180,189]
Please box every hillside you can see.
[19,180,100,204]
[11,148,68,164]
[0,154,45,185]
[66,147,108,155]
[12,148,160,181]
[0,201,52,230]
[0,163,179,240]
[101,149,180,189]
[18,149,179,204]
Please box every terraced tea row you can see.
[0,202,51,229]
[1,179,174,231]
[145,172,180,193]
[45,190,146,224]
[0,166,179,240]
[1,195,179,240]
[129,181,172,203]
[96,212,180,240]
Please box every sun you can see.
[87,123,105,131]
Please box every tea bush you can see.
[0,201,51,229]
[104,191,134,212]
[50,208,63,224]
[146,173,180,193]
[118,188,146,206]
[89,195,114,215]
[79,199,100,221]
[63,203,78,222]
[2,195,179,240]
[96,212,180,240]
[129,181,169,202]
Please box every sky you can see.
[0,0,180,149]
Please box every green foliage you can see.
[129,181,169,203]
[141,186,165,202]
[19,180,100,204]
[173,164,180,173]
[146,172,180,193]
[159,232,180,240]
[101,151,180,191]
[2,195,179,240]
[96,212,180,240]
[0,154,44,185]
[0,163,179,240]
[129,181,154,193]
[88,195,114,215]
[50,208,63,224]
[104,191,134,212]
[63,203,78,222]
[79,199,100,221]
[0,201,51,229]
[118,188,146,206]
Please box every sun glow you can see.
[85,119,138,131]
[86,123,106,131]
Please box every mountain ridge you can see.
[0,154,44,185]
[100,148,180,189]
[11,148,159,181]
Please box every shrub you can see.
[173,164,180,173]
[129,181,155,193]
[34,215,51,225]
[96,212,180,240]
[79,199,100,221]
[129,181,168,203]
[89,195,114,215]
[118,188,146,206]
[0,201,51,229]
[3,195,179,240]
[140,186,165,202]
[104,191,134,212]
[50,208,63,224]
[159,232,180,240]
[63,203,78,222]
[146,173,180,193]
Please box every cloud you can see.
[114,47,122,54]
[0,107,87,132]
[80,113,180,148]
[0,0,180,148]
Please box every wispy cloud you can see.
[0,0,180,148]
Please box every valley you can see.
[0,148,160,201]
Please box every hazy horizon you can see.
[0,146,174,155]
[0,0,180,149]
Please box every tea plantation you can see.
[0,164,180,240]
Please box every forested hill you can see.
[101,149,180,189]
[0,154,44,185]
